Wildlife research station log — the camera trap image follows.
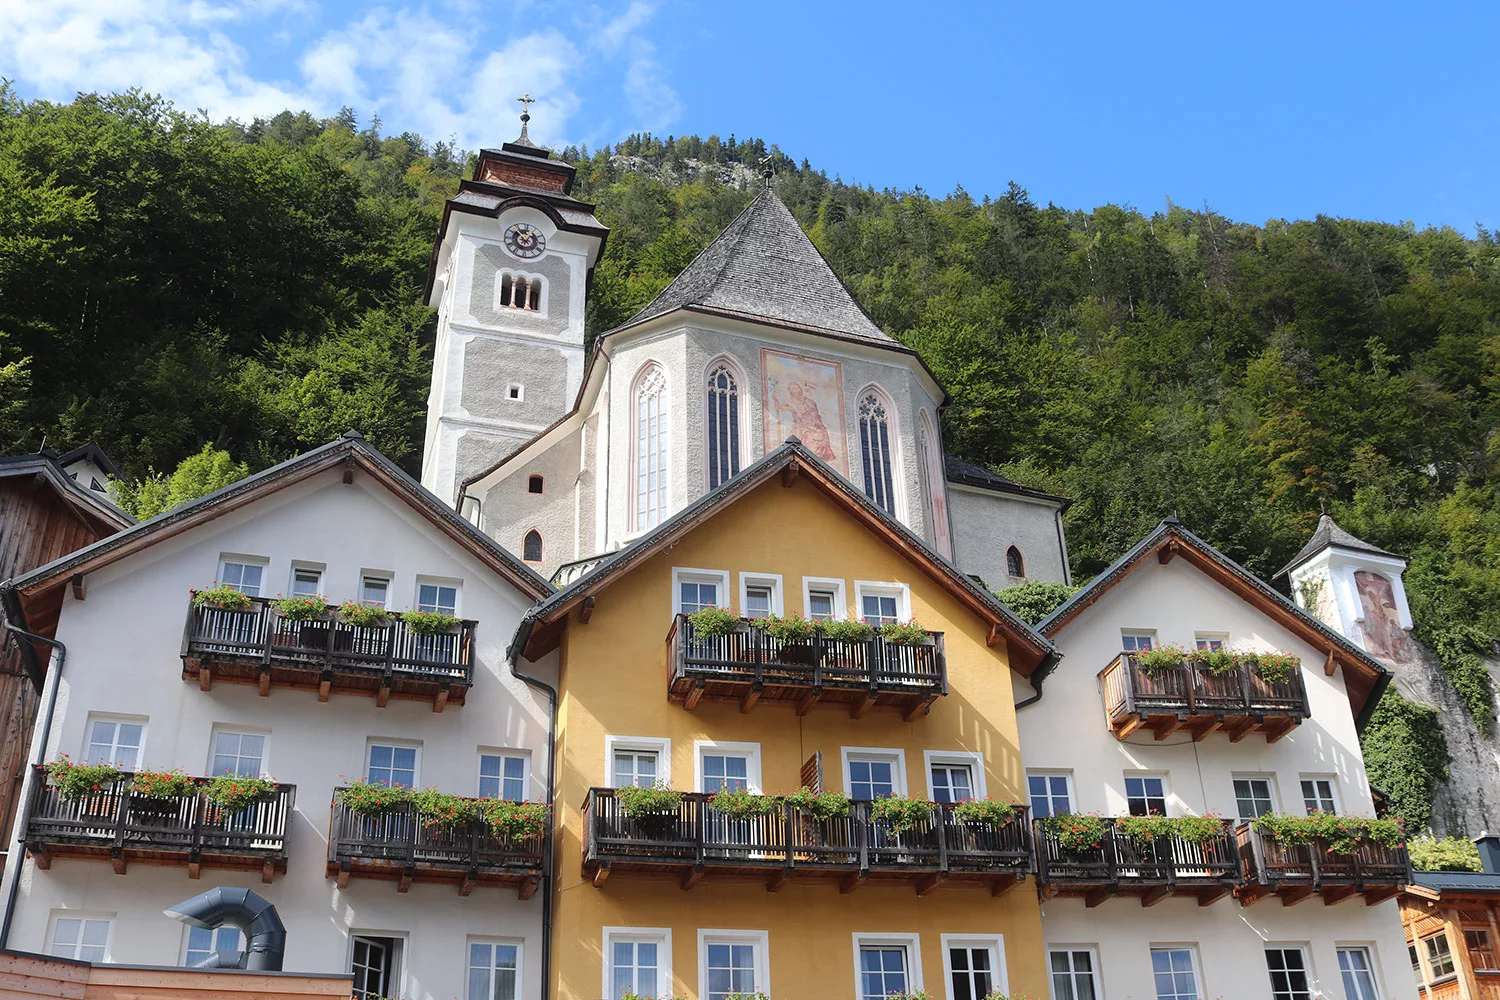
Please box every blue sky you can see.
[2,0,1495,230]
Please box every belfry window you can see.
[859,391,897,515]
[706,362,741,489]
[497,272,542,312]
[633,364,669,531]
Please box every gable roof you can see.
[508,437,1060,676]
[610,188,895,347]
[0,452,133,534]
[944,455,1072,509]
[1275,513,1404,578]
[1407,870,1500,898]
[1037,518,1391,727]
[1,432,552,668]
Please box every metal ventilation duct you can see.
[164,887,286,971]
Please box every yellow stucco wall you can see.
[551,477,1047,1000]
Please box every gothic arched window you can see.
[1007,546,1025,578]
[523,530,543,563]
[706,361,742,489]
[858,390,897,515]
[633,364,669,531]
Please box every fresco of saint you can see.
[1354,569,1412,663]
[762,349,846,473]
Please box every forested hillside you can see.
[4,89,1499,828]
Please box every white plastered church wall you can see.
[948,486,1069,587]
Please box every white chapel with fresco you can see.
[421,113,1071,590]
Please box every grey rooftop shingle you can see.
[1276,513,1402,578]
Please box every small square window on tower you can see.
[506,383,524,402]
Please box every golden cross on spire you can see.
[515,93,536,144]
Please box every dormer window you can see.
[497,271,543,312]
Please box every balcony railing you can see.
[1098,654,1310,742]
[181,595,476,710]
[22,766,293,881]
[582,788,1031,895]
[667,615,947,719]
[1237,823,1411,905]
[1033,817,1240,906]
[326,790,544,897]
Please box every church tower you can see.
[1278,513,1414,661]
[420,97,608,504]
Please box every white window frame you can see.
[1124,771,1171,817]
[207,725,268,778]
[1046,944,1104,1000]
[82,713,147,769]
[464,936,523,1000]
[348,930,407,1000]
[802,576,848,620]
[359,571,393,608]
[1121,629,1158,652]
[923,750,987,802]
[1300,774,1341,815]
[288,562,326,597]
[506,382,525,402]
[1232,773,1280,820]
[1194,631,1230,651]
[1265,944,1314,1000]
[1027,770,1076,819]
[672,567,731,616]
[852,932,923,1000]
[477,748,531,801]
[415,576,462,616]
[698,929,770,1000]
[605,735,672,788]
[941,934,1008,998]
[694,740,763,794]
[217,554,268,596]
[853,581,911,623]
[1335,943,1384,1000]
[842,747,908,799]
[47,912,113,963]
[1149,944,1204,1000]
[365,739,422,788]
[739,572,784,619]
[182,923,243,966]
[602,926,673,1000]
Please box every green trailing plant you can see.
[1171,814,1230,846]
[1114,813,1176,844]
[131,768,196,799]
[338,779,412,816]
[1043,813,1108,852]
[193,585,253,612]
[1252,813,1404,855]
[818,618,875,643]
[45,756,125,800]
[614,781,683,817]
[1134,645,1188,673]
[783,787,851,821]
[400,609,461,635]
[273,593,327,620]
[1112,813,1227,847]
[1244,651,1300,685]
[1360,690,1448,833]
[339,600,390,628]
[203,774,278,813]
[1194,647,1236,674]
[951,799,1017,825]
[479,799,550,839]
[707,787,782,818]
[411,788,480,827]
[1409,835,1483,872]
[877,619,930,645]
[686,606,740,637]
[749,612,818,643]
[869,795,933,833]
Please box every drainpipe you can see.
[511,655,558,1000]
[0,622,66,950]
[1015,647,1061,711]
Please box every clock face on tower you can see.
[504,222,546,259]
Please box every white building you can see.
[0,432,558,1000]
[419,122,1069,590]
[1020,517,1414,1000]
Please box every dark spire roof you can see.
[620,188,895,345]
[1275,514,1403,578]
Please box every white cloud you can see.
[0,0,680,146]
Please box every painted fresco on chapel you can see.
[761,348,847,474]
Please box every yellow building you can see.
[512,439,1059,1000]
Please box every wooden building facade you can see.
[1402,840,1500,1000]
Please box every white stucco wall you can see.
[1020,556,1414,999]
[948,485,1069,588]
[2,469,555,1000]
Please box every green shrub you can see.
[1360,689,1448,832]
[1409,835,1483,872]
[869,795,933,832]
[193,585,252,611]
[686,606,740,637]
[203,774,278,813]
[45,756,125,800]
[994,580,1081,625]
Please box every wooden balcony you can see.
[21,767,293,882]
[326,790,544,898]
[1236,823,1411,905]
[1034,817,1240,907]
[1099,654,1310,742]
[181,595,475,710]
[666,615,947,719]
[582,788,1031,895]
